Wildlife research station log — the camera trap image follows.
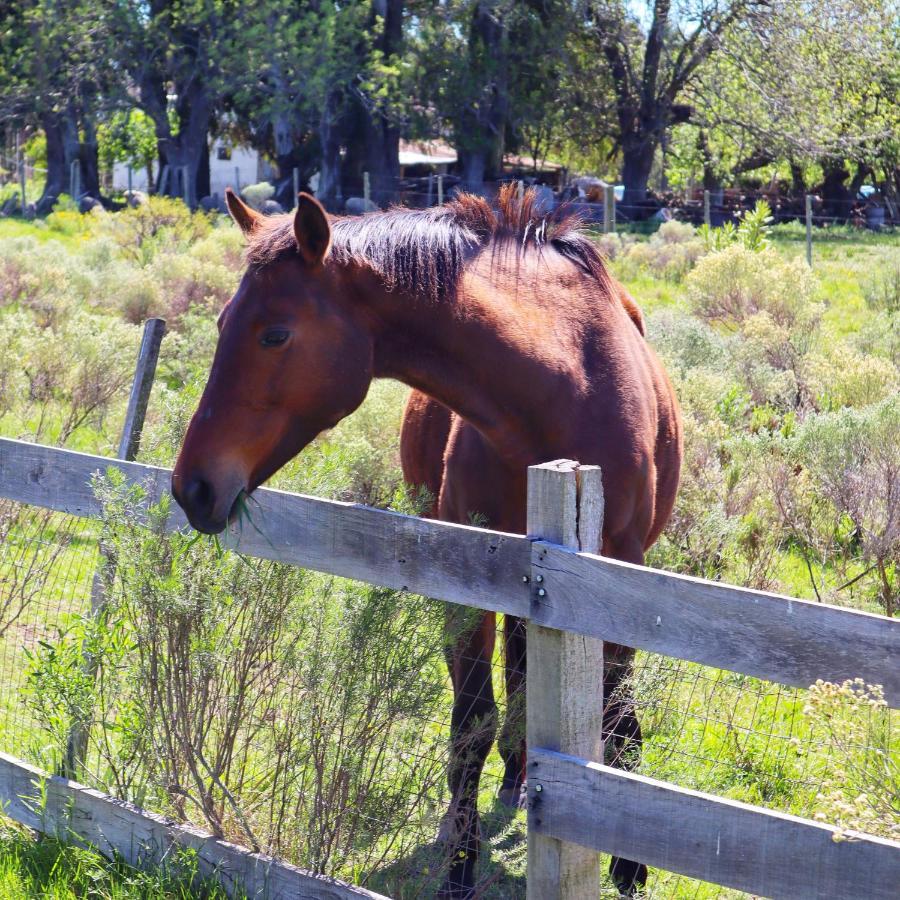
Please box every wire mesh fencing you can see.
[1,476,896,898]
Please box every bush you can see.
[241,182,276,211]
[687,245,818,331]
[862,254,900,314]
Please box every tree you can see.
[112,1,247,206]
[0,0,118,211]
[582,0,761,208]
[705,0,900,216]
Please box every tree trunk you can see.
[457,0,508,191]
[36,114,67,214]
[363,0,403,204]
[620,133,657,210]
[318,93,343,211]
[820,163,852,221]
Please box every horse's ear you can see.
[294,193,332,267]
[225,187,262,235]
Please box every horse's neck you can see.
[364,261,592,463]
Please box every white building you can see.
[112,141,263,198]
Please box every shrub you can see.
[613,221,705,282]
[795,398,900,616]
[803,680,898,841]
[862,255,900,314]
[687,245,818,331]
[241,182,276,211]
[25,474,450,881]
[805,346,899,409]
[149,252,236,319]
[97,197,213,263]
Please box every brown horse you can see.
[172,185,682,897]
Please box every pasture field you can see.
[0,203,897,898]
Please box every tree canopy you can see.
[1,0,897,212]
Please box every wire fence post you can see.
[427,172,434,207]
[704,189,711,228]
[517,179,524,204]
[805,194,813,267]
[17,149,26,211]
[234,165,241,193]
[182,165,191,207]
[603,184,616,234]
[437,174,444,206]
[63,317,167,779]
[526,460,605,899]
[293,167,299,208]
[127,164,133,201]
[363,171,370,208]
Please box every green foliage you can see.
[698,201,774,254]
[0,817,236,899]
[687,244,817,330]
[97,109,157,173]
[240,181,275,211]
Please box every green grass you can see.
[0,816,237,899]
[1,213,897,897]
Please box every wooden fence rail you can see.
[2,438,897,706]
[1,436,899,898]
[0,753,388,900]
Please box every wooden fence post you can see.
[17,150,26,211]
[63,318,167,778]
[526,460,605,899]
[363,171,371,208]
[603,185,615,234]
[437,174,444,206]
[703,189,711,228]
[805,194,813,267]
[293,167,300,208]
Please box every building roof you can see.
[398,139,457,166]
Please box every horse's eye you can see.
[260,329,290,348]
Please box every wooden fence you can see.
[0,436,898,898]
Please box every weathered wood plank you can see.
[528,747,900,900]
[0,752,390,899]
[0,438,532,616]
[532,543,900,707]
[2,438,897,706]
[117,318,166,461]
[526,461,604,899]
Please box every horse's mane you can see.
[246,183,615,304]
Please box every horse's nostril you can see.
[184,476,214,514]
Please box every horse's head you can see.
[172,190,373,533]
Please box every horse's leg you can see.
[497,614,527,807]
[604,536,648,896]
[439,604,497,899]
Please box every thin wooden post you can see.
[17,145,26,211]
[127,165,133,200]
[437,173,444,206]
[526,460,604,899]
[427,172,434,206]
[363,171,370,208]
[703,189,711,227]
[293,167,300,208]
[517,179,524,204]
[234,165,241,193]
[117,318,167,460]
[64,318,167,778]
[603,184,615,234]
[805,194,813,267]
